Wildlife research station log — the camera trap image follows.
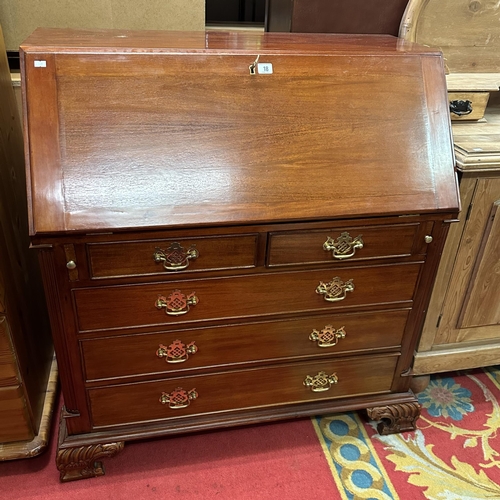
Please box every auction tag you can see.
[257,63,273,74]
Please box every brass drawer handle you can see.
[154,242,199,271]
[323,232,363,260]
[309,326,346,347]
[156,340,198,363]
[159,387,198,409]
[449,99,472,116]
[304,371,338,392]
[155,290,198,316]
[316,277,354,302]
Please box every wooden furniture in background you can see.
[266,0,410,35]
[400,0,500,389]
[410,94,500,388]
[0,25,56,460]
[400,0,500,121]
[20,29,459,481]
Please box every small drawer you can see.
[88,354,398,428]
[448,92,490,121]
[267,223,420,267]
[81,309,409,381]
[74,263,421,332]
[87,234,259,279]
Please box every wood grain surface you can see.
[21,30,458,235]
[21,31,460,473]
[88,354,398,428]
[81,309,409,381]
[400,0,500,73]
[73,262,421,332]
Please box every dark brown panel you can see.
[290,0,410,36]
[265,0,293,32]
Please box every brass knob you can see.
[66,260,77,270]
[424,235,433,244]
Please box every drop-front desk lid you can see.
[20,29,459,236]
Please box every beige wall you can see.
[1,0,205,50]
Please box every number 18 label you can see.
[257,63,273,74]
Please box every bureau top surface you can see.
[22,29,435,55]
[21,29,459,236]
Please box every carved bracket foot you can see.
[366,402,421,435]
[56,441,124,482]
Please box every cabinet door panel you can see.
[434,177,500,345]
[458,200,500,328]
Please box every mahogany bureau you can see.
[20,29,460,481]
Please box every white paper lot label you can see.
[257,63,273,74]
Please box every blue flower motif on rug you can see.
[418,377,474,420]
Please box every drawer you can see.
[448,92,490,121]
[81,309,409,381]
[88,354,398,428]
[87,234,259,279]
[74,263,421,332]
[267,223,421,267]
[0,385,33,442]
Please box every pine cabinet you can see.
[412,95,500,384]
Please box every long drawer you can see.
[81,309,409,381]
[87,234,259,279]
[73,263,421,332]
[267,223,426,267]
[88,354,399,428]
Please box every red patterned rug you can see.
[2,367,500,499]
[313,366,500,499]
